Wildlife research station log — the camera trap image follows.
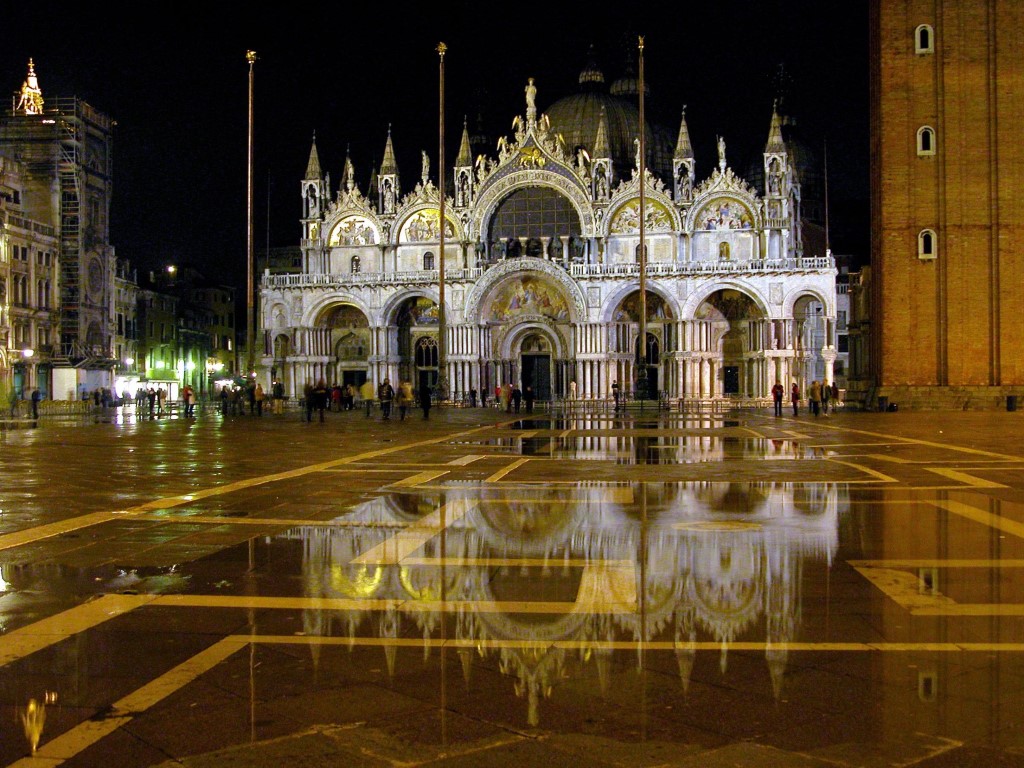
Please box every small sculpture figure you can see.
[717,135,726,165]
[525,77,537,114]
[421,150,430,183]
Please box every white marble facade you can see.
[260,82,836,404]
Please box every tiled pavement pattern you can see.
[2,405,1024,766]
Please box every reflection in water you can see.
[21,693,56,753]
[284,481,842,725]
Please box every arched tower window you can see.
[918,229,937,260]
[423,251,434,271]
[917,126,936,156]
[915,24,934,54]
[350,255,360,273]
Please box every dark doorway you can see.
[724,366,740,395]
[342,370,366,388]
[637,365,659,399]
[521,354,551,400]
[418,368,437,395]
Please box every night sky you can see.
[2,2,868,290]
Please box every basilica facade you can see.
[259,67,837,405]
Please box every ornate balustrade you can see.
[261,256,834,290]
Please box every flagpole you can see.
[637,36,648,403]
[245,50,257,380]
[437,42,448,402]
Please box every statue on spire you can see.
[525,78,537,124]
[16,59,44,115]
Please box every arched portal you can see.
[316,303,370,387]
[694,289,766,398]
[793,294,829,385]
[518,332,553,400]
[395,296,439,389]
[612,290,674,398]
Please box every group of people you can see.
[772,380,840,417]
[495,382,535,414]
[305,378,432,422]
[7,388,41,420]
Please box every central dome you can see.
[543,47,674,183]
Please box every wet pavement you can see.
[2,403,1024,766]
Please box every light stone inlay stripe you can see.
[0,424,499,553]
[0,594,156,668]
[9,637,246,767]
[350,500,474,564]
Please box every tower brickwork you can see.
[871,0,1024,403]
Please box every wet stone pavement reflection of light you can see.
[3,405,1024,766]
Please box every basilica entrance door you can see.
[521,354,551,400]
[724,366,740,395]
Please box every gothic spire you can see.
[379,125,398,176]
[456,117,472,167]
[765,100,787,154]
[594,106,611,158]
[673,107,694,160]
[304,132,322,181]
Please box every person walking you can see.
[790,382,800,416]
[220,385,229,416]
[397,380,413,421]
[524,385,534,414]
[830,381,839,413]
[254,383,265,416]
[30,388,40,420]
[612,380,620,411]
[272,380,285,414]
[511,385,522,414]
[809,380,822,417]
[378,378,395,420]
[771,381,785,417]
[360,379,375,417]
[303,380,315,422]
[820,380,831,416]
[419,381,432,420]
[312,378,329,423]
[501,382,512,413]
[469,388,477,408]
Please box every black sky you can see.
[2,2,869,290]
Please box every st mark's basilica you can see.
[259,55,837,405]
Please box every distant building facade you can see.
[0,60,118,400]
[260,57,838,404]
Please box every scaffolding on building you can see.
[1,97,117,368]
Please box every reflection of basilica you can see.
[286,481,841,725]
[260,54,837,403]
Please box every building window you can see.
[915,24,934,54]
[917,126,936,156]
[423,251,435,271]
[918,229,937,260]
[350,255,360,273]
